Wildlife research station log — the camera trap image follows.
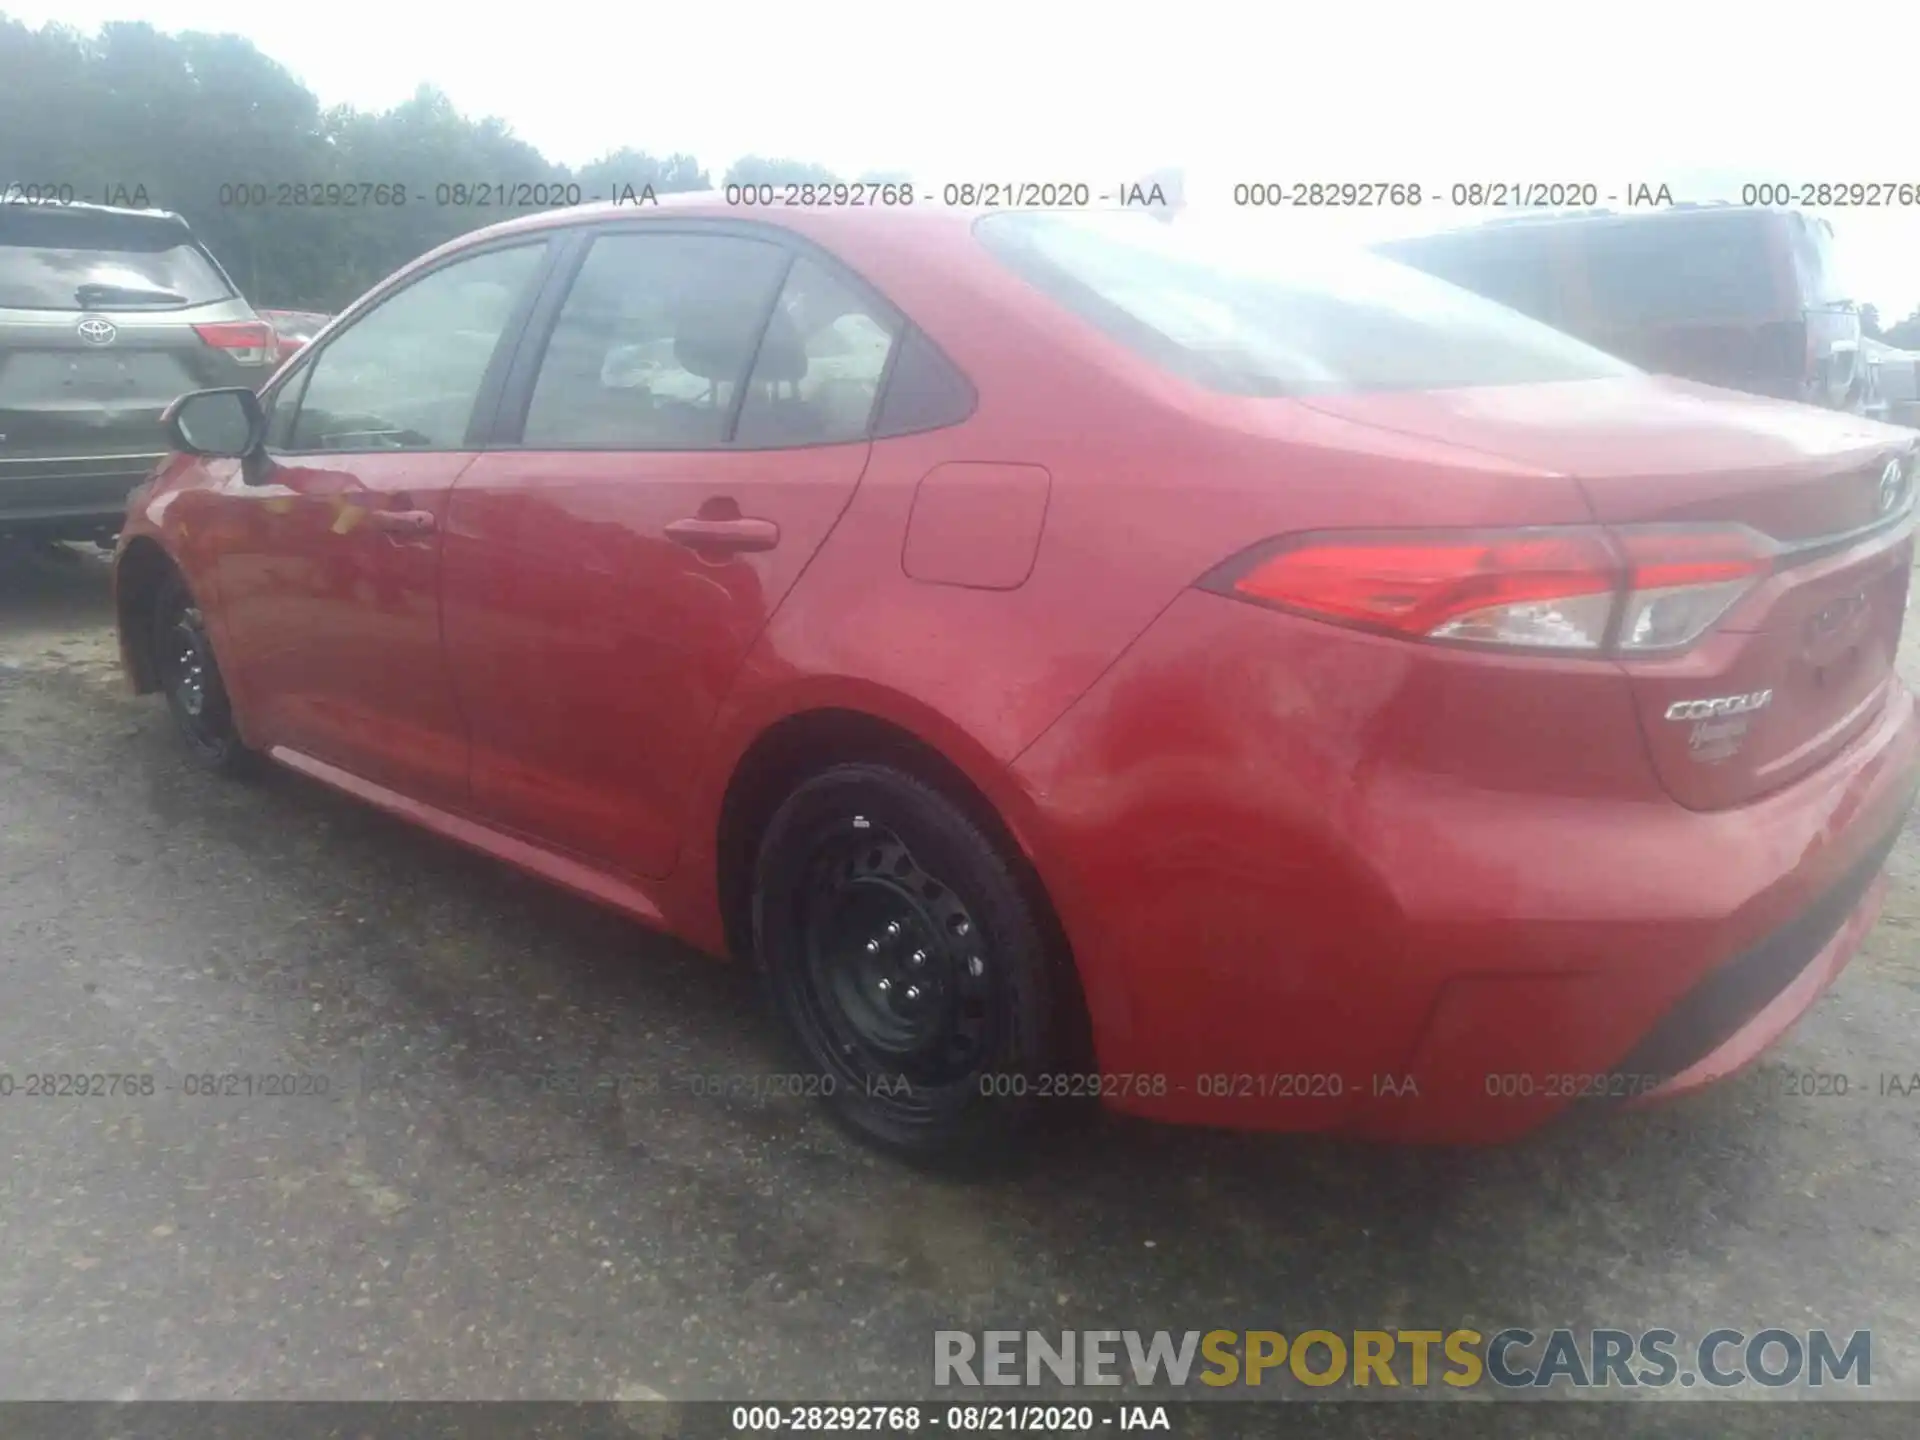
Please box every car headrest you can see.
[673,302,808,385]
[750,311,809,384]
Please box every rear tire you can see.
[752,762,1064,1169]
[151,571,252,775]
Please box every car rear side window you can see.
[0,209,232,311]
[735,257,899,447]
[976,209,1634,396]
[873,326,977,437]
[1579,215,1778,324]
[522,231,791,449]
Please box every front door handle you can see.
[367,508,437,537]
[664,516,780,554]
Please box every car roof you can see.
[0,201,201,256]
[453,189,986,250]
[1,200,194,230]
[375,193,1031,316]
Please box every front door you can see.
[209,240,551,808]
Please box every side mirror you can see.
[163,387,265,459]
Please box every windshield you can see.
[974,209,1637,397]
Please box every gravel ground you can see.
[1,538,1918,1432]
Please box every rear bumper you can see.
[0,454,157,531]
[1615,819,1899,1093]
[1356,770,1912,1142]
[1011,588,1920,1142]
[1629,870,1887,1104]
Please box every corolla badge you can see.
[1880,458,1909,515]
[1665,690,1773,722]
[76,316,117,346]
[1669,689,1772,766]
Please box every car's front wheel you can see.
[152,571,251,774]
[753,762,1067,1168]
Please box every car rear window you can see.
[1578,213,1779,324]
[974,209,1635,397]
[0,209,233,311]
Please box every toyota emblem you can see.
[76,316,117,346]
[1879,459,1908,515]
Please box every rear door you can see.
[0,206,271,518]
[443,224,897,878]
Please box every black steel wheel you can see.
[753,762,1066,1166]
[152,571,250,773]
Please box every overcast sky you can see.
[12,0,1920,317]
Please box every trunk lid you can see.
[1300,376,1917,809]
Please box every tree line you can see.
[1862,305,1920,351]
[5,14,1920,347]
[0,16,900,309]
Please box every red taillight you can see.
[1203,525,1774,656]
[1613,526,1771,590]
[1222,531,1616,638]
[192,320,275,367]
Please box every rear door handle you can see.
[664,516,780,554]
[367,508,437,537]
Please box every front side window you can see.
[976,209,1634,396]
[521,231,790,448]
[735,257,899,446]
[286,242,547,452]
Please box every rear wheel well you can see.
[115,538,178,694]
[716,709,1093,1065]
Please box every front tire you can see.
[151,571,251,774]
[752,763,1065,1168]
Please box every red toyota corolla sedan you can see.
[113,197,1920,1163]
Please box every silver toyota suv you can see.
[0,202,274,542]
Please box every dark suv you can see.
[1377,205,1863,412]
[0,202,275,541]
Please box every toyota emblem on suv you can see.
[76,316,117,346]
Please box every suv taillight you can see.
[193,320,276,367]
[1200,524,1776,656]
